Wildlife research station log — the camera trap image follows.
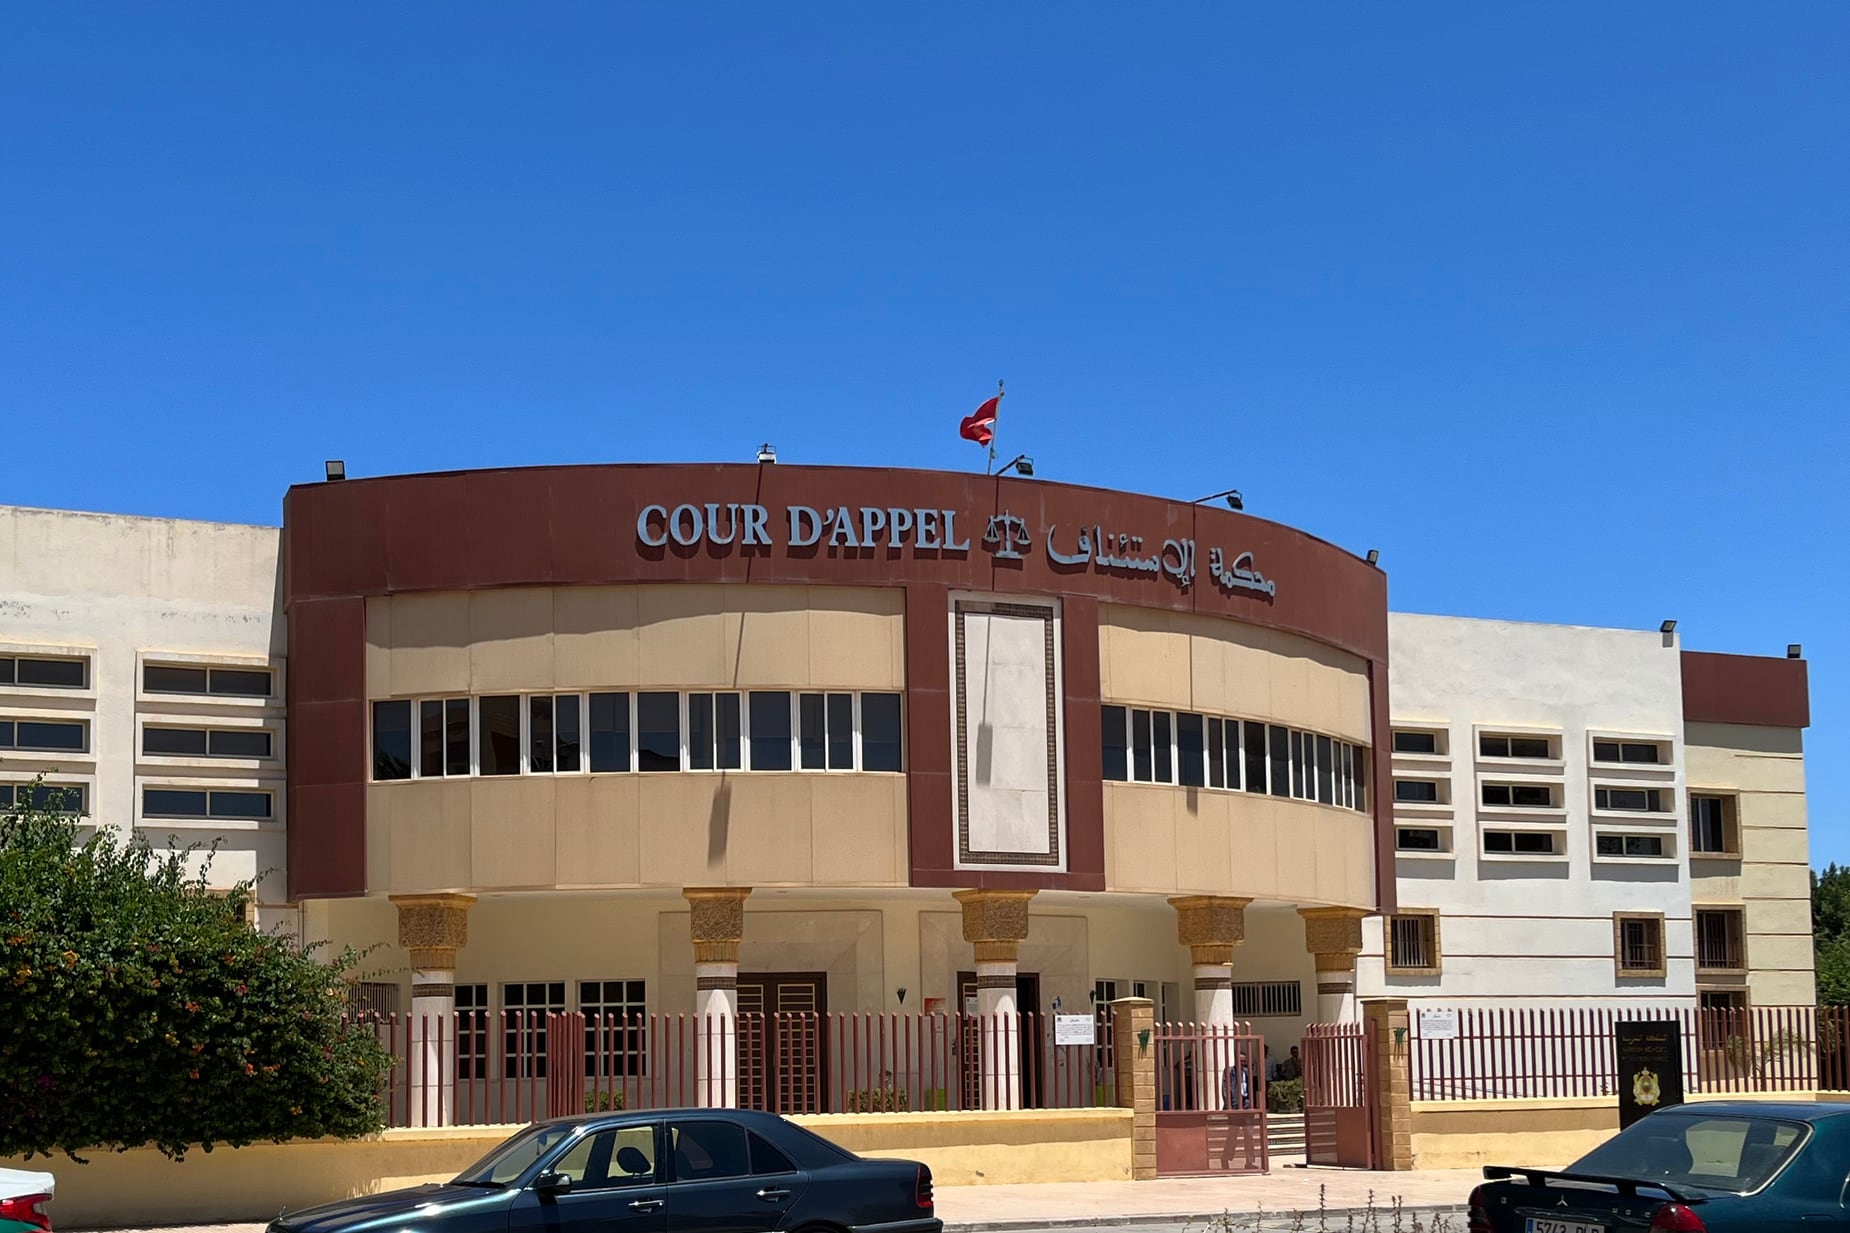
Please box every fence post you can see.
[1361,998,1414,1170]
[1110,997,1156,1181]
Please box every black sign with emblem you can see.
[1615,1019,1685,1129]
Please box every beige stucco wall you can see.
[1097,603,1372,743]
[364,584,907,895]
[1686,721,1814,1006]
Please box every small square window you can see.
[1386,912,1440,975]
[1615,914,1666,977]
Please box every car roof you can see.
[1653,1100,1850,1123]
[531,1107,791,1130]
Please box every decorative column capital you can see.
[391,893,475,971]
[954,889,1035,964]
[1168,895,1251,967]
[1298,905,1368,973]
[684,887,752,964]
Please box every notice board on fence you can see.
[1615,1020,1685,1129]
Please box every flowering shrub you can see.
[0,785,392,1160]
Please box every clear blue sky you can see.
[3,6,1845,859]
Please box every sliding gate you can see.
[1302,1021,1375,1168]
[1152,1022,1268,1176]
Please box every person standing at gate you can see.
[1278,1045,1302,1082]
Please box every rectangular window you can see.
[1228,981,1303,1018]
[209,729,272,758]
[529,695,583,774]
[747,691,791,771]
[581,979,648,1079]
[477,695,521,776]
[1386,913,1439,974]
[1206,718,1226,790]
[144,726,209,757]
[589,692,631,773]
[372,701,413,780]
[1480,733,1553,759]
[0,782,88,814]
[1130,709,1153,782]
[1482,783,1554,809]
[1177,713,1205,788]
[1483,830,1557,856]
[638,692,683,772]
[1340,743,1354,809]
[827,693,854,770]
[456,984,490,1080]
[1616,915,1666,976]
[1244,722,1268,795]
[502,981,567,1079]
[144,664,274,698]
[1102,705,1129,782]
[419,698,472,777]
[861,692,903,772]
[0,718,86,752]
[687,692,743,771]
[1397,827,1443,852]
[1152,710,1173,784]
[1594,739,1663,765]
[1695,909,1746,973]
[798,693,826,769]
[1392,730,1438,755]
[1597,786,1667,813]
[796,692,855,771]
[1395,779,1440,804]
[0,655,88,689]
[1596,834,1666,858]
[1268,725,1290,798]
[1315,734,1335,805]
[142,787,273,820]
[1690,794,1735,856]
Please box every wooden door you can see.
[736,972,828,1113]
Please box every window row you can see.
[1393,729,1670,766]
[372,691,905,781]
[143,725,274,759]
[1100,706,1368,812]
[1397,826,1676,861]
[1385,910,1669,978]
[0,655,278,698]
[1394,780,1675,813]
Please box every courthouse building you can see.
[0,461,1814,1113]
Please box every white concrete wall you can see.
[1361,613,1694,1008]
[0,505,286,914]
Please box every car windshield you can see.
[453,1123,579,1186]
[1572,1114,1807,1194]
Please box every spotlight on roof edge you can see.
[996,454,1034,478]
[1661,620,1677,634]
[757,444,777,464]
[1788,644,1803,659]
[324,460,346,482]
[1194,488,1243,512]
[1366,549,1380,567]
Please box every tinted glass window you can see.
[1243,722,1267,794]
[1593,740,1621,762]
[1396,780,1439,803]
[1393,731,1437,755]
[17,657,86,688]
[15,720,84,751]
[20,783,86,814]
[530,696,556,773]
[1206,718,1226,789]
[1268,725,1290,798]
[1152,711,1173,783]
[689,693,718,771]
[1315,735,1335,805]
[1509,736,1551,759]
[670,1121,751,1182]
[0,659,10,685]
[145,726,209,756]
[749,1131,796,1175]
[209,729,272,758]
[145,788,209,817]
[638,692,682,772]
[1101,705,1128,782]
[827,693,854,769]
[211,791,272,819]
[798,693,826,770]
[552,694,582,773]
[373,701,412,780]
[210,668,273,697]
[1130,709,1152,782]
[1572,1115,1805,1194]
[1177,713,1205,787]
[749,692,791,771]
[1622,743,1661,764]
[716,693,742,769]
[861,692,902,772]
[145,665,209,694]
[478,695,521,775]
[589,692,630,772]
[1397,827,1441,851]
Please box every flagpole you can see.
[986,379,1003,475]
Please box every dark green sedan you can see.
[1469,1101,1850,1232]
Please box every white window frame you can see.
[1591,828,1678,863]
[135,779,282,830]
[1394,823,1453,858]
[0,642,98,699]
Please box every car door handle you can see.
[756,1188,791,1201]
[630,1199,665,1210]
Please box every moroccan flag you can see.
[960,395,999,446]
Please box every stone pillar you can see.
[686,887,751,1109]
[954,888,1035,1110]
[1170,895,1250,1110]
[1111,996,1158,1180]
[1299,907,1367,1024]
[1362,998,1415,1170]
[392,893,475,1127]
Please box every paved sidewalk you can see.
[83,1168,1483,1233]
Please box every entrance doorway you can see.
[957,970,1045,1108]
[737,972,828,1113]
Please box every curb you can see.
[945,1205,1470,1232]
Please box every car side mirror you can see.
[533,1171,573,1196]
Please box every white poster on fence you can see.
[1054,1014,1095,1046]
[1418,1008,1460,1040]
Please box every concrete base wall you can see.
[9,1109,1134,1229]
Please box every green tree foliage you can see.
[1813,865,1850,1006]
[0,787,391,1160]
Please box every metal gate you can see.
[1152,1022,1268,1176]
[1302,1021,1375,1168]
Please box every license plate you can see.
[1525,1220,1604,1233]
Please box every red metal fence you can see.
[358,1010,1116,1127]
[1150,1021,1268,1176]
[1411,1005,1850,1101]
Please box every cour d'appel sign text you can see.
[636,501,1276,598]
